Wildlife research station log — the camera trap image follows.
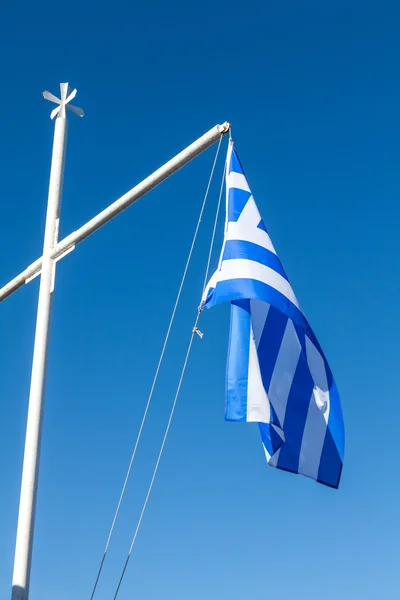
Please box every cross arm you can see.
[0,122,230,303]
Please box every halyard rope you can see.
[111,141,227,600]
[89,135,225,600]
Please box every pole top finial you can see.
[43,83,84,120]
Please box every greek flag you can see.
[203,142,344,488]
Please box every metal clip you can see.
[192,326,204,339]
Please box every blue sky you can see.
[1,1,400,598]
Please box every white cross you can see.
[43,82,84,119]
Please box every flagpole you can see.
[5,94,228,599]
[11,83,79,600]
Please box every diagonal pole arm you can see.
[0,121,230,304]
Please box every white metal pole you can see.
[11,86,71,600]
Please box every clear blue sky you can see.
[1,1,399,599]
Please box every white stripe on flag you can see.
[228,171,251,192]
[226,195,277,254]
[263,445,272,462]
[250,300,270,347]
[269,319,302,425]
[247,328,271,423]
[268,319,302,467]
[226,222,276,253]
[213,258,300,309]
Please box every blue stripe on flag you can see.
[229,148,245,175]
[228,188,252,222]
[259,422,285,457]
[257,306,288,393]
[317,427,343,489]
[257,219,268,232]
[324,377,345,460]
[205,278,308,330]
[317,376,344,488]
[222,240,288,280]
[225,300,251,421]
